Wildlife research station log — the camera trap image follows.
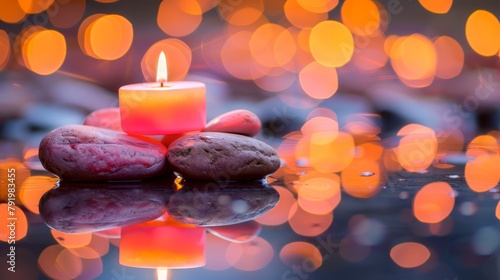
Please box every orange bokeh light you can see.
[226,236,274,271]
[466,134,499,158]
[158,0,202,37]
[433,36,464,79]
[197,0,219,12]
[418,0,452,14]
[390,34,437,85]
[256,186,296,226]
[249,23,296,68]
[341,159,384,198]
[280,241,322,270]
[48,0,86,29]
[38,245,71,280]
[310,20,354,67]
[0,160,30,203]
[309,131,355,172]
[218,0,264,26]
[298,173,341,215]
[301,115,338,135]
[23,29,67,75]
[413,182,455,224]
[0,203,28,242]
[288,202,333,237]
[284,0,328,28]
[390,242,430,268]
[465,154,500,192]
[0,30,10,70]
[0,0,26,23]
[221,31,270,80]
[296,0,338,13]
[299,61,338,99]
[465,10,500,56]
[341,0,380,36]
[88,14,133,60]
[19,176,57,214]
[141,38,192,82]
[55,249,83,279]
[51,230,93,248]
[396,124,437,172]
[18,0,54,14]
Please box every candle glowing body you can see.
[119,51,206,135]
[119,220,206,268]
[119,81,206,134]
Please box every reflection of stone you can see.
[167,180,279,226]
[207,220,261,243]
[39,178,174,233]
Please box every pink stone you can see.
[204,109,261,137]
[39,125,168,181]
[83,107,122,131]
[207,220,261,243]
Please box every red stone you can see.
[204,109,261,137]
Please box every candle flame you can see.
[157,268,168,280]
[157,51,168,86]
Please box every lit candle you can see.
[119,52,206,135]
[119,218,206,269]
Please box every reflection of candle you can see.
[119,52,206,135]
[119,219,206,268]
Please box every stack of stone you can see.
[38,109,281,182]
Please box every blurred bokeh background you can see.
[2,1,500,280]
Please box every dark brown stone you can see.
[167,132,280,181]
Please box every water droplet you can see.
[449,190,459,197]
[418,169,428,174]
[447,174,460,179]
[360,171,374,177]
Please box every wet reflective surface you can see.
[2,130,500,280]
[1,1,500,280]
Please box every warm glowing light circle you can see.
[89,14,133,60]
[0,0,26,23]
[299,61,338,100]
[0,30,10,70]
[390,242,430,268]
[466,10,500,56]
[0,204,28,241]
[18,0,55,14]
[413,182,455,223]
[433,36,464,79]
[310,20,354,67]
[341,0,381,36]
[158,0,202,37]
[23,30,67,75]
[418,0,453,14]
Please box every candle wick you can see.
[161,81,164,87]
